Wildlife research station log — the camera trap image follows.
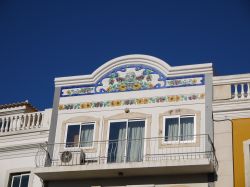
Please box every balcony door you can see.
[107,119,145,163]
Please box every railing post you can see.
[35,113,41,127]
[22,114,27,129]
[240,83,245,99]
[28,114,32,129]
[9,116,14,131]
[40,112,44,127]
[247,83,250,99]
[17,115,22,130]
[0,118,4,133]
[4,117,9,132]
[233,84,238,99]
[31,113,35,128]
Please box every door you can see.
[107,119,145,163]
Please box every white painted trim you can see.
[244,139,250,187]
[213,73,250,85]
[162,115,196,144]
[4,167,33,187]
[0,128,49,137]
[54,54,212,87]
[64,122,96,149]
[107,118,147,163]
[213,99,250,119]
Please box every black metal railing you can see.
[35,134,218,170]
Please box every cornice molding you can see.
[54,54,212,87]
[213,73,250,85]
[0,142,42,153]
[213,99,250,119]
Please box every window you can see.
[9,173,30,187]
[164,115,195,142]
[65,122,95,148]
[108,119,145,163]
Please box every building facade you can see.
[1,55,250,187]
[0,101,51,187]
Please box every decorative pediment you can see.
[60,63,204,97]
[96,64,166,93]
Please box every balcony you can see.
[213,74,250,101]
[213,74,250,118]
[0,111,48,135]
[34,134,217,180]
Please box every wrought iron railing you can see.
[35,134,218,171]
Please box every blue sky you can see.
[0,0,250,110]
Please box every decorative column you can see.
[4,117,9,132]
[0,118,4,133]
[234,84,238,99]
[247,83,250,99]
[9,116,14,131]
[36,113,41,127]
[240,83,245,99]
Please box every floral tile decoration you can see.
[60,64,205,97]
[61,87,95,96]
[58,93,205,111]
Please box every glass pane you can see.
[127,120,145,162]
[11,176,20,187]
[180,117,194,141]
[165,118,179,141]
[66,125,80,147]
[80,124,94,147]
[20,175,29,187]
[108,121,126,163]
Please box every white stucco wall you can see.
[56,85,206,144]
[0,109,51,187]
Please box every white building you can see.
[1,55,249,187]
[0,101,52,187]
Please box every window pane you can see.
[165,118,179,141]
[66,125,80,147]
[108,121,126,163]
[20,175,29,187]
[11,176,20,187]
[80,124,94,147]
[127,120,145,162]
[180,117,194,141]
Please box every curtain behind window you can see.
[108,122,126,163]
[180,117,194,141]
[126,120,145,162]
[165,118,179,141]
[80,124,94,147]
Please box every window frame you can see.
[9,173,30,187]
[163,114,196,144]
[106,118,147,163]
[64,121,96,149]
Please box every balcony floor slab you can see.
[34,159,216,180]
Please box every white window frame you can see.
[243,139,250,187]
[64,122,96,149]
[163,115,196,144]
[106,118,147,163]
[10,173,30,187]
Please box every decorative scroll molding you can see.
[58,93,205,111]
[60,64,205,97]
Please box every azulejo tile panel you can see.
[60,64,205,97]
[61,87,95,96]
[58,93,205,111]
